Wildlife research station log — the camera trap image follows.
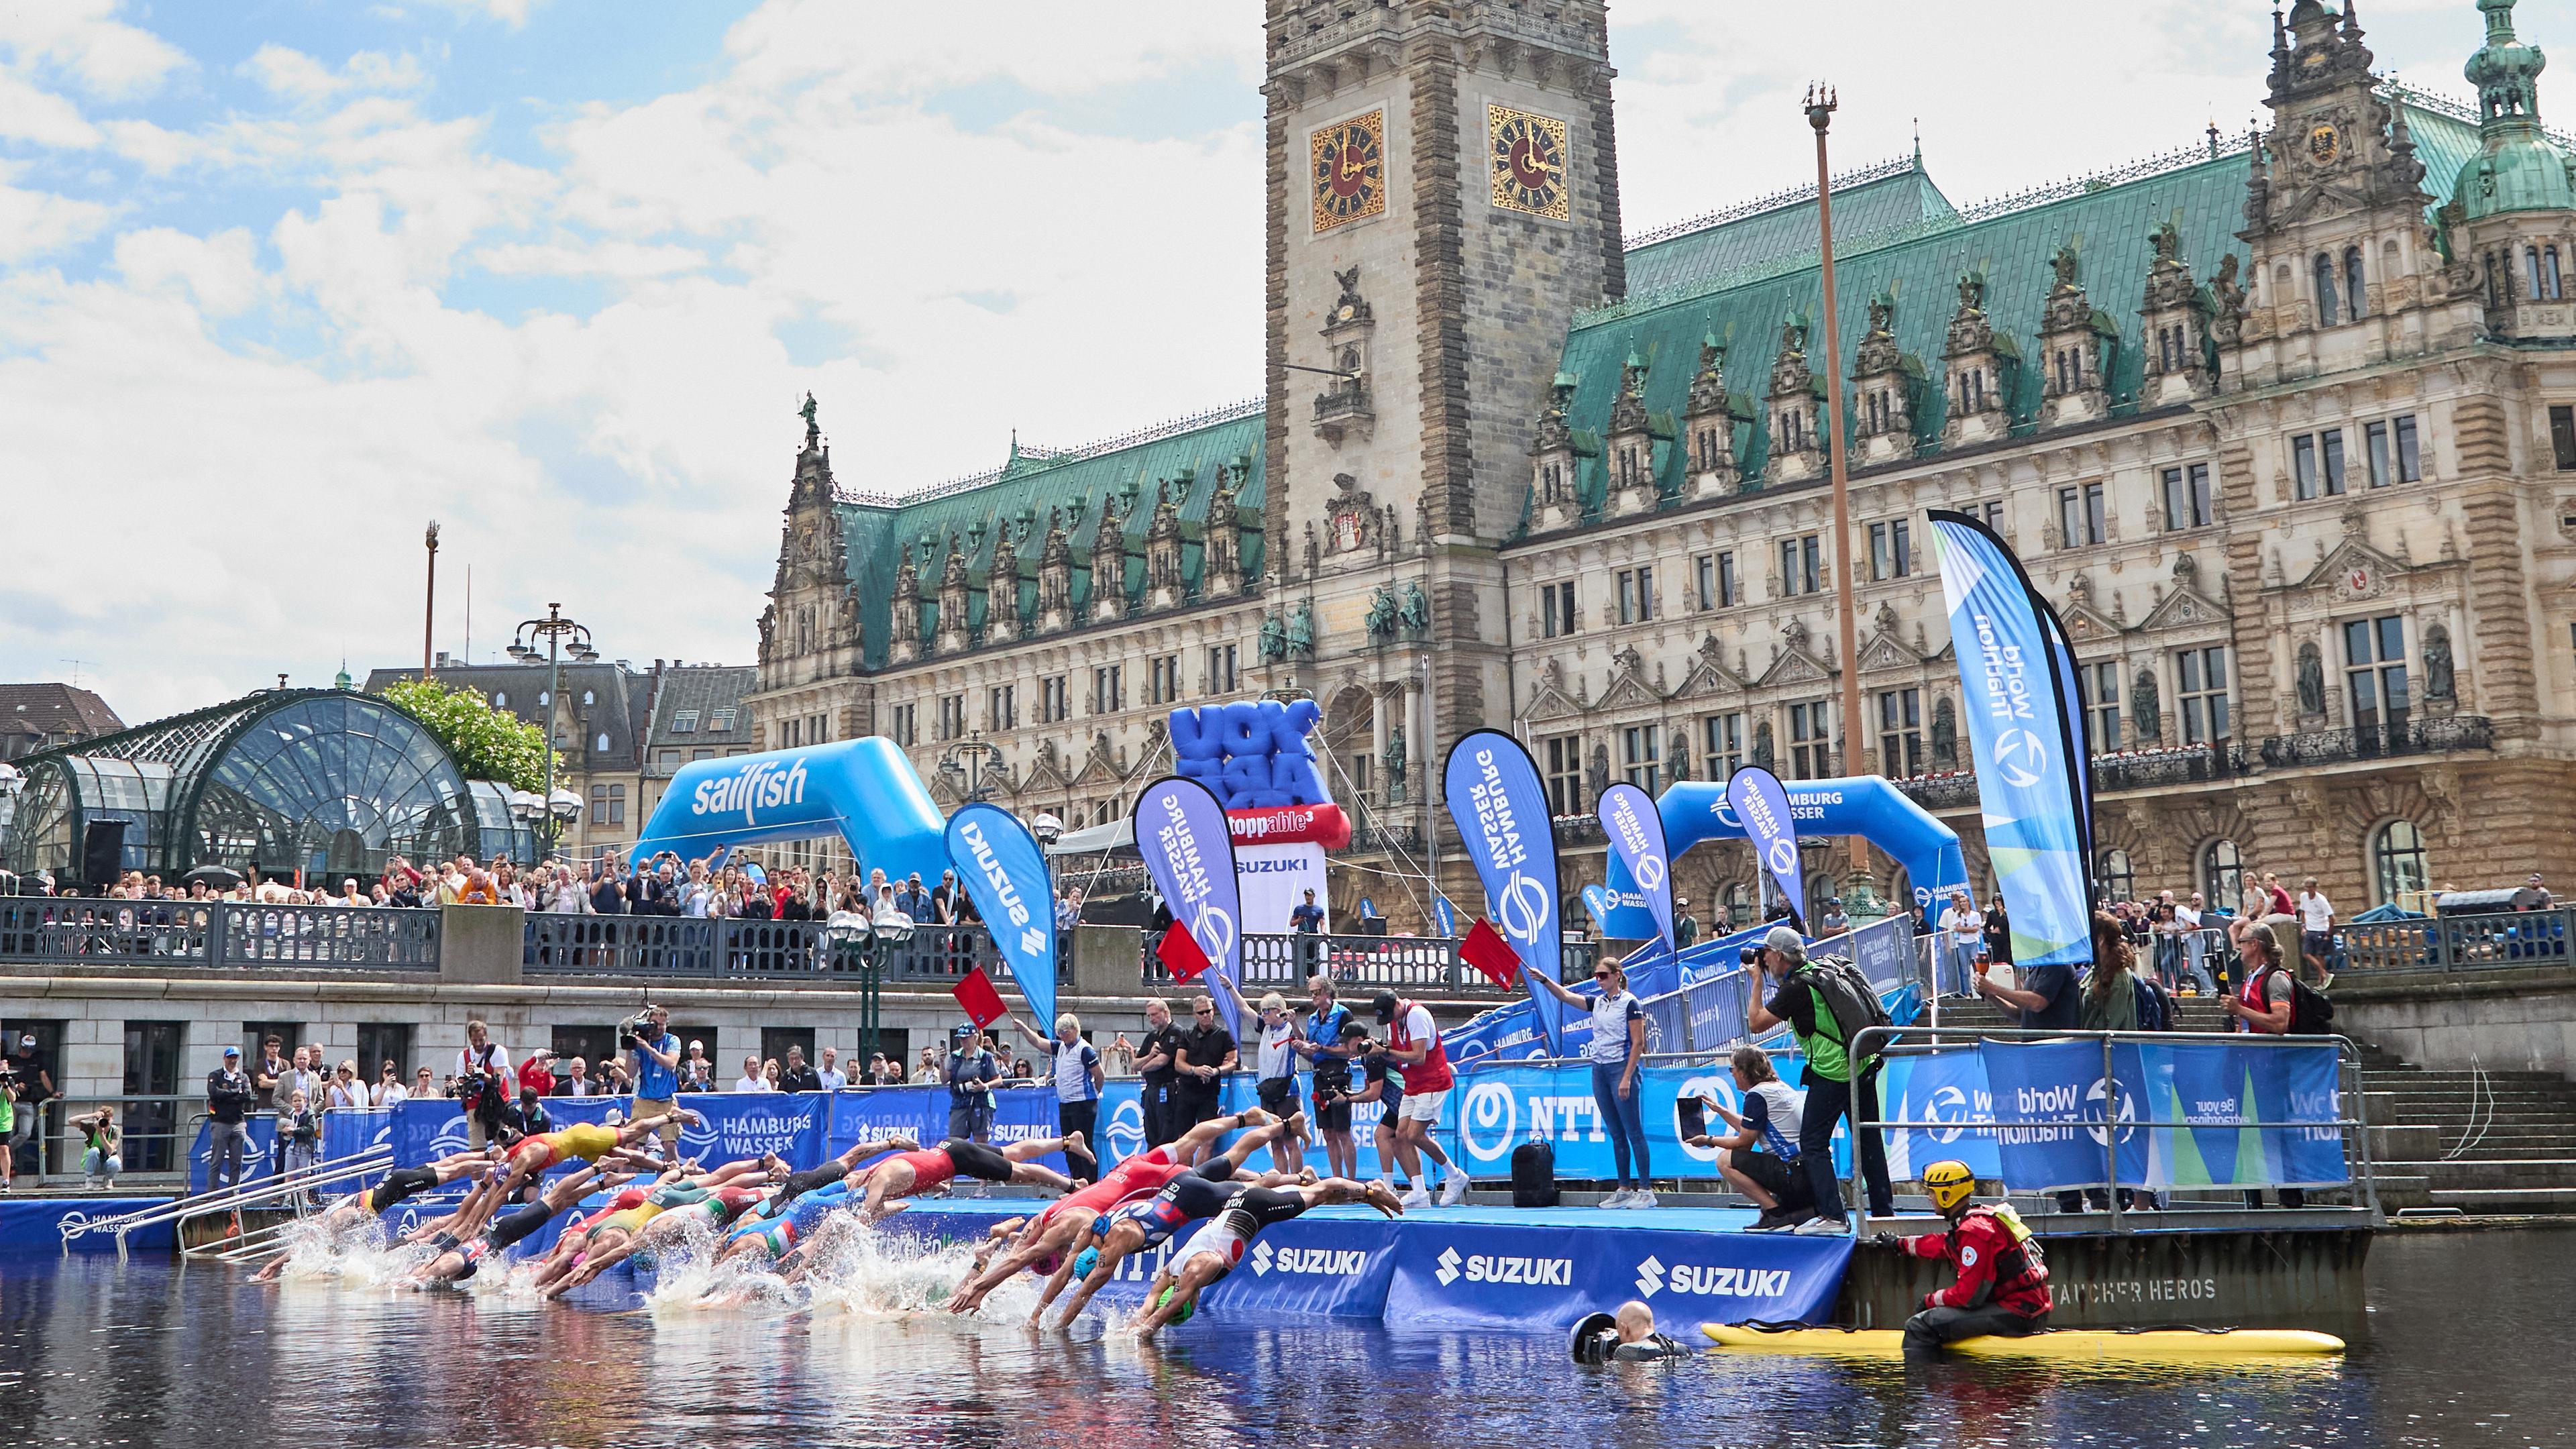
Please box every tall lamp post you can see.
[940,731,1002,803]
[423,522,440,677]
[507,603,596,861]
[828,908,914,1069]
[1805,84,1883,921]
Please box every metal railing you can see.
[2257,714,2493,767]
[1180,932,1604,994]
[62,1145,395,1261]
[2341,906,2573,973]
[0,900,439,971]
[1847,1023,2379,1232]
[520,914,1024,983]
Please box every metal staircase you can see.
[60,1148,394,1260]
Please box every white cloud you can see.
[0,168,113,263]
[113,227,267,317]
[244,44,428,105]
[0,68,103,149]
[0,0,186,99]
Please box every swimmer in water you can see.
[250,1146,501,1282]
[945,1109,1279,1313]
[1133,1178,1402,1340]
[491,1112,688,1200]
[846,1134,1081,1223]
[408,1161,630,1289]
[1041,1163,1315,1328]
[541,1157,783,1297]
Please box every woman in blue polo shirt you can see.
[1534,955,1652,1208]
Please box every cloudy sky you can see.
[0,0,2487,722]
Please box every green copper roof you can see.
[2453,0,2576,219]
[839,403,1267,670]
[1622,156,1960,303]
[1546,101,2479,526]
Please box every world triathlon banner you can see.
[1444,729,1568,1055]
[1927,511,2096,969]
[1595,782,1674,955]
[1878,1040,2350,1191]
[1132,775,1248,1041]
[945,802,1059,1030]
[1724,766,1804,925]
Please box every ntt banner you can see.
[945,802,1059,1029]
[1725,766,1804,924]
[1596,782,1674,954]
[1928,511,2096,969]
[1444,729,1568,1056]
[1132,775,1248,1041]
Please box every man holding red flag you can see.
[1371,990,1469,1207]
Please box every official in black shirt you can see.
[1136,1000,1183,1148]
[1173,994,1238,1130]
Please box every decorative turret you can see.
[1682,333,1739,500]
[986,514,1024,645]
[888,544,923,665]
[2442,0,2576,338]
[934,533,971,655]
[1313,264,1377,445]
[1036,508,1073,634]
[1765,315,1825,484]
[1849,289,1921,465]
[1145,477,1186,610]
[1528,372,1586,533]
[1941,270,2015,447]
[2139,216,2214,406]
[2035,242,2114,427]
[1203,458,1245,599]
[1088,493,1129,623]
[1605,349,1657,517]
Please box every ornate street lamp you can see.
[940,730,1002,803]
[507,602,598,860]
[828,908,914,1068]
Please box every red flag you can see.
[1157,922,1212,981]
[952,966,1008,1028]
[1460,917,1522,989]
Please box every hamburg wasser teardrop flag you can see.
[1723,765,1803,928]
[1444,728,1567,1055]
[1131,775,1246,1040]
[1928,509,2097,969]
[1595,782,1675,955]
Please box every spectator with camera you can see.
[72,1105,120,1189]
[276,1087,322,1203]
[452,1019,515,1149]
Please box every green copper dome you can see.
[2457,0,2576,219]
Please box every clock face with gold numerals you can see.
[1311,111,1386,233]
[2307,123,2340,166]
[1489,105,1570,219]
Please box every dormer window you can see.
[673,710,699,734]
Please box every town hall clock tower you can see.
[1260,0,1624,762]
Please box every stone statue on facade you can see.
[1399,582,1430,633]
[1586,743,1611,799]
[1752,720,1776,771]
[1930,696,1957,769]
[2424,625,2455,700]
[2132,666,2161,741]
[1385,725,1406,802]
[1259,612,1287,661]
[2296,642,2326,718]
[1288,602,1315,656]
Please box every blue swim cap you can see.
[1071,1247,1099,1280]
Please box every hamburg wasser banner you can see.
[1928,511,2096,969]
[1444,729,1568,1056]
[1132,775,1248,1041]
[945,802,1059,1030]
[1595,782,1675,955]
[1723,766,1803,924]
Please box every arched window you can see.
[2485,252,2504,307]
[2097,848,2135,905]
[2373,820,2430,906]
[537,691,551,707]
[1727,881,1753,924]
[2314,253,2341,326]
[594,732,610,753]
[2530,246,2546,301]
[2546,246,2566,302]
[581,690,595,707]
[492,691,508,709]
[2343,245,2365,319]
[2202,838,2245,907]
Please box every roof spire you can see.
[1911,117,1921,166]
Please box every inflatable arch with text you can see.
[627,737,949,884]
[1603,775,1971,926]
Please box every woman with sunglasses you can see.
[1531,953,1654,1207]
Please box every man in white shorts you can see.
[1370,991,1469,1208]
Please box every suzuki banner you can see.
[945,802,1059,1029]
[825,1083,1073,1177]
[1132,775,1250,1042]
[1928,511,2096,968]
[1383,1216,1852,1330]
[1725,766,1805,925]
[1444,729,1569,1056]
[1236,841,1328,936]
[1596,782,1675,954]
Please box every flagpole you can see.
[1806,83,1882,919]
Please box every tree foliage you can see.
[377,678,549,793]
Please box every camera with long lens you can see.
[617,1008,661,1051]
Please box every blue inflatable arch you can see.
[1607,775,1971,915]
[628,737,949,884]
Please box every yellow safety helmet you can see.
[1922,1159,1978,1214]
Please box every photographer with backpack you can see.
[1746,924,1894,1234]
[2224,926,2331,1210]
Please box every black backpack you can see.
[1512,1138,1559,1208]
[2131,974,2174,1033]
[1796,956,1892,1048]
[2257,966,2336,1034]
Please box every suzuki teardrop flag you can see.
[944,802,1058,1031]
[1460,917,1523,989]
[1156,922,1211,981]
[1443,728,1566,1056]
[1596,782,1676,955]
[1132,775,1245,1040]
[1929,508,2096,969]
[953,965,1008,1030]
[1724,765,1804,928]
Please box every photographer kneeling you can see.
[1685,1046,1816,1231]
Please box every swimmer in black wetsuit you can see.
[250,1147,502,1282]
[1133,1177,1401,1338]
[1043,1162,1311,1328]
[409,1161,626,1288]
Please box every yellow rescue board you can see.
[1701,1323,2345,1359]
